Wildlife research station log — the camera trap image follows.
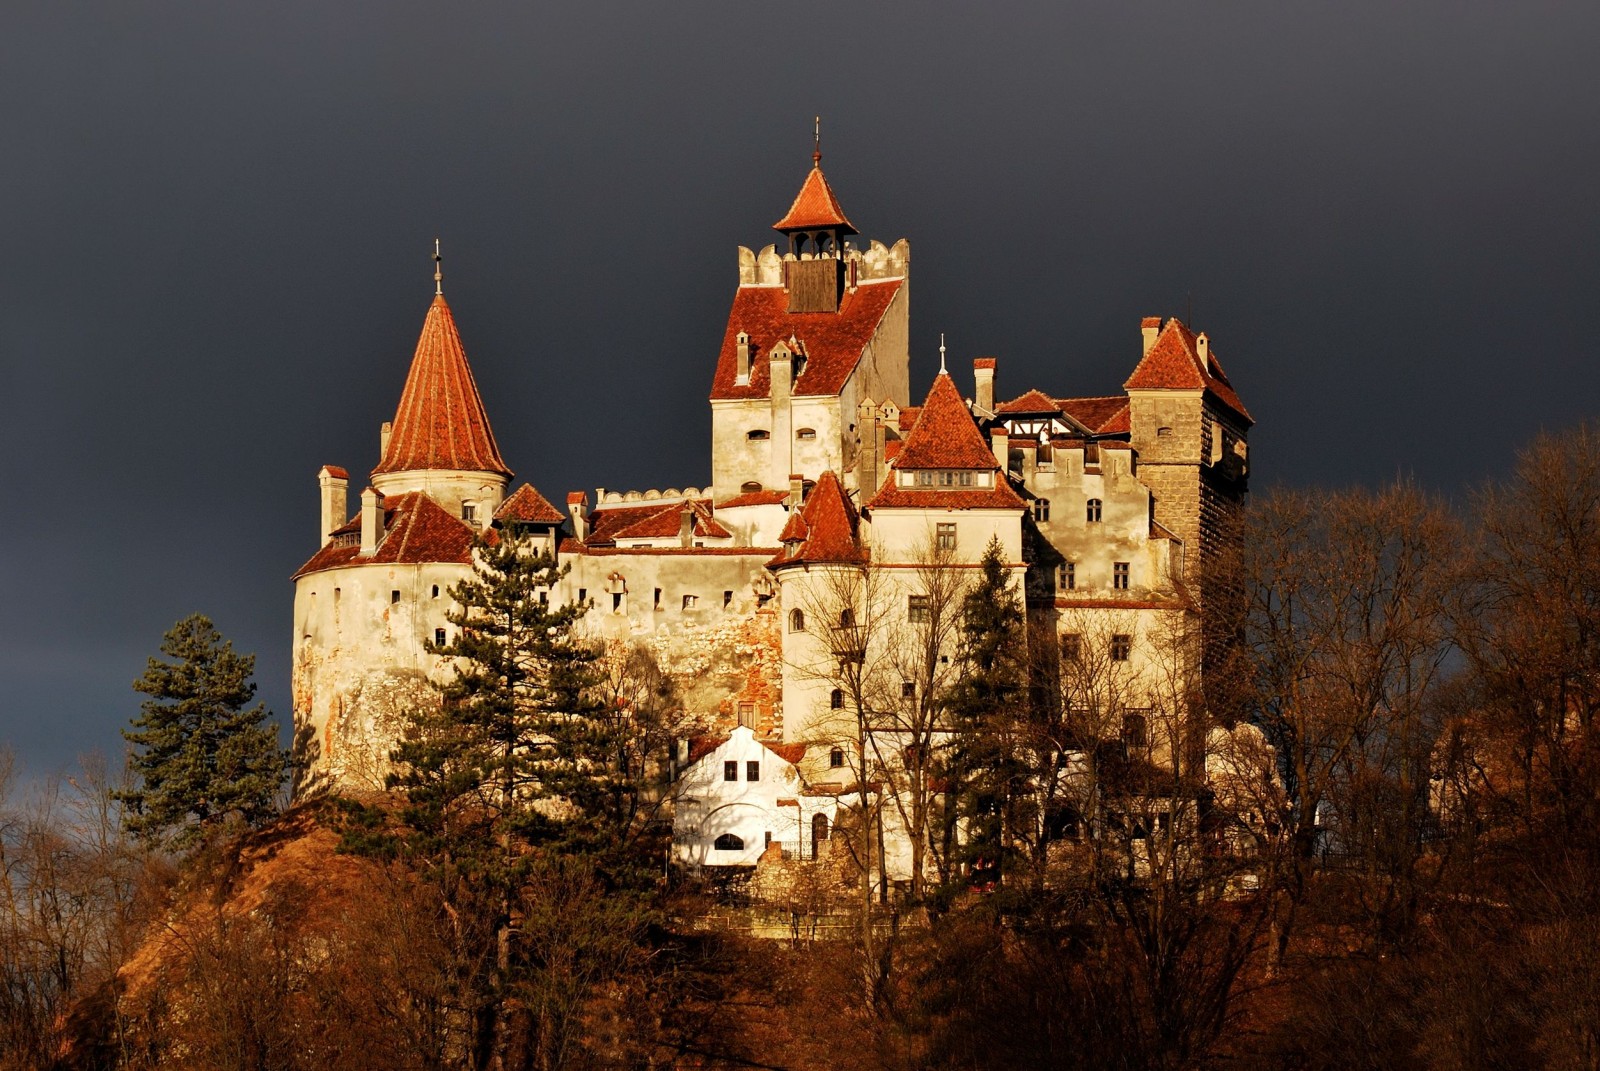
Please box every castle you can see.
[290,145,1252,879]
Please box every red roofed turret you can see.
[773,165,856,236]
[893,373,1002,470]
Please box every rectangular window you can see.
[901,681,916,699]
[724,760,738,782]
[959,470,973,486]
[907,595,929,623]
[611,592,623,612]
[1122,710,1149,748]
[1111,634,1132,662]
[1113,562,1130,590]
[654,587,662,610]
[746,761,760,782]
[939,470,955,487]
[724,590,734,609]
[461,503,477,523]
[916,470,935,487]
[936,523,957,551]
[1060,633,1081,662]
[434,628,447,647]
[577,588,587,604]
[1059,562,1075,590]
[391,589,401,604]
[682,594,698,609]
[738,703,756,728]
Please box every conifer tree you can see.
[116,614,286,847]
[944,537,1029,887]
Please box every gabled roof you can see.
[773,165,856,233]
[686,731,809,768]
[768,470,865,567]
[1123,318,1252,424]
[373,295,513,478]
[293,492,485,578]
[995,389,1063,415]
[710,279,904,401]
[715,489,792,509]
[609,500,731,542]
[1057,396,1131,435]
[892,373,1001,470]
[494,483,564,525]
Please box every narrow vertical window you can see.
[1086,498,1102,523]
[830,689,844,710]
[724,760,738,782]
[1033,498,1050,522]
[1059,562,1075,590]
[790,608,806,632]
[746,761,760,782]
[1114,562,1130,590]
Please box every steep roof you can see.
[773,164,856,233]
[892,373,1000,470]
[580,499,730,546]
[494,483,564,525]
[1057,396,1131,434]
[710,279,903,401]
[292,492,484,578]
[373,295,513,478]
[1123,318,1252,424]
[769,470,865,566]
[995,389,1062,415]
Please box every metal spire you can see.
[939,332,947,375]
[433,237,443,296]
[813,115,822,166]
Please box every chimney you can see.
[1196,331,1210,369]
[318,465,348,546]
[991,427,1009,469]
[679,506,695,548]
[789,473,805,508]
[359,487,382,555]
[1140,317,1161,356]
[857,398,881,501]
[735,331,751,382]
[973,358,996,414]
[567,491,588,542]
[379,420,393,459]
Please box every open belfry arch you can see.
[290,131,1251,878]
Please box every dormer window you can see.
[747,429,770,441]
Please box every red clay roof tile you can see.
[892,373,999,470]
[373,296,513,478]
[1123,319,1252,424]
[770,470,865,566]
[715,489,792,509]
[293,492,485,578]
[995,389,1062,415]
[608,500,732,542]
[773,165,856,233]
[319,464,349,480]
[1055,396,1129,433]
[494,483,565,525]
[865,483,1026,511]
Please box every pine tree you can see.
[944,537,1029,888]
[116,614,286,847]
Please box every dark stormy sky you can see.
[3,2,1597,776]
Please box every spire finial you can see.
[433,237,443,296]
[813,115,822,166]
[939,333,948,375]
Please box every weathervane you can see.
[433,238,443,296]
[814,115,822,166]
[939,333,948,375]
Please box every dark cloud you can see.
[3,1,1597,773]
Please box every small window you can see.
[839,608,855,628]
[1086,498,1103,523]
[461,503,477,523]
[1157,426,1173,438]
[937,522,956,551]
[714,832,743,851]
[830,747,845,768]
[790,608,806,632]
[431,584,440,598]
[538,591,547,605]
[747,429,770,441]
[901,681,916,699]
[1112,634,1132,662]
[746,761,760,782]
[741,481,763,493]
[1033,499,1050,522]
[391,589,401,604]
[1059,562,1075,590]
[434,628,447,647]
[830,688,844,710]
[578,588,587,604]
[654,588,662,610]
[1114,562,1130,590]
[724,761,738,782]
[723,590,734,609]
[1123,710,1149,748]
[738,703,756,728]
[611,592,623,612]
[811,813,829,859]
[796,428,817,441]
[907,595,929,623]
[683,594,698,610]
[1060,634,1082,662]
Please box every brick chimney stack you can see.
[318,465,348,546]
[973,357,996,414]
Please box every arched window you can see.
[829,747,845,768]
[830,688,844,709]
[1033,498,1050,522]
[747,429,770,441]
[1086,498,1103,523]
[740,481,763,494]
[796,427,817,441]
[839,608,855,628]
[790,608,806,632]
[713,833,744,851]
[811,813,830,860]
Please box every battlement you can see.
[736,239,909,287]
[596,486,708,506]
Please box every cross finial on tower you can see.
[939,333,947,375]
[433,237,443,296]
[814,115,822,166]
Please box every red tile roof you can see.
[896,407,920,432]
[715,489,792,509]
[319,464,349,480]
[973,357,997,370]
[373,296,513,478]
[709,279,904,401]
[995,389,1062,415]
[1056,396,1130,433]
[609,500,732,542]
[766,742,807,765]
[769,470,865,566]
[293,492,484,578]
[494,483,564,525]
[865,483,1026,511]
[773,165,856,233]
[1123,318,1252,424]
[892,373,1000,470]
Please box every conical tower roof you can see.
[373,295,513,478]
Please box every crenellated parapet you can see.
[736,238,909,287]
[596,486,707,505]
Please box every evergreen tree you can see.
[116,614,286,847]
[944,537,1029,888]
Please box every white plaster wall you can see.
[369,468,508,527]
[672,727,837,867]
